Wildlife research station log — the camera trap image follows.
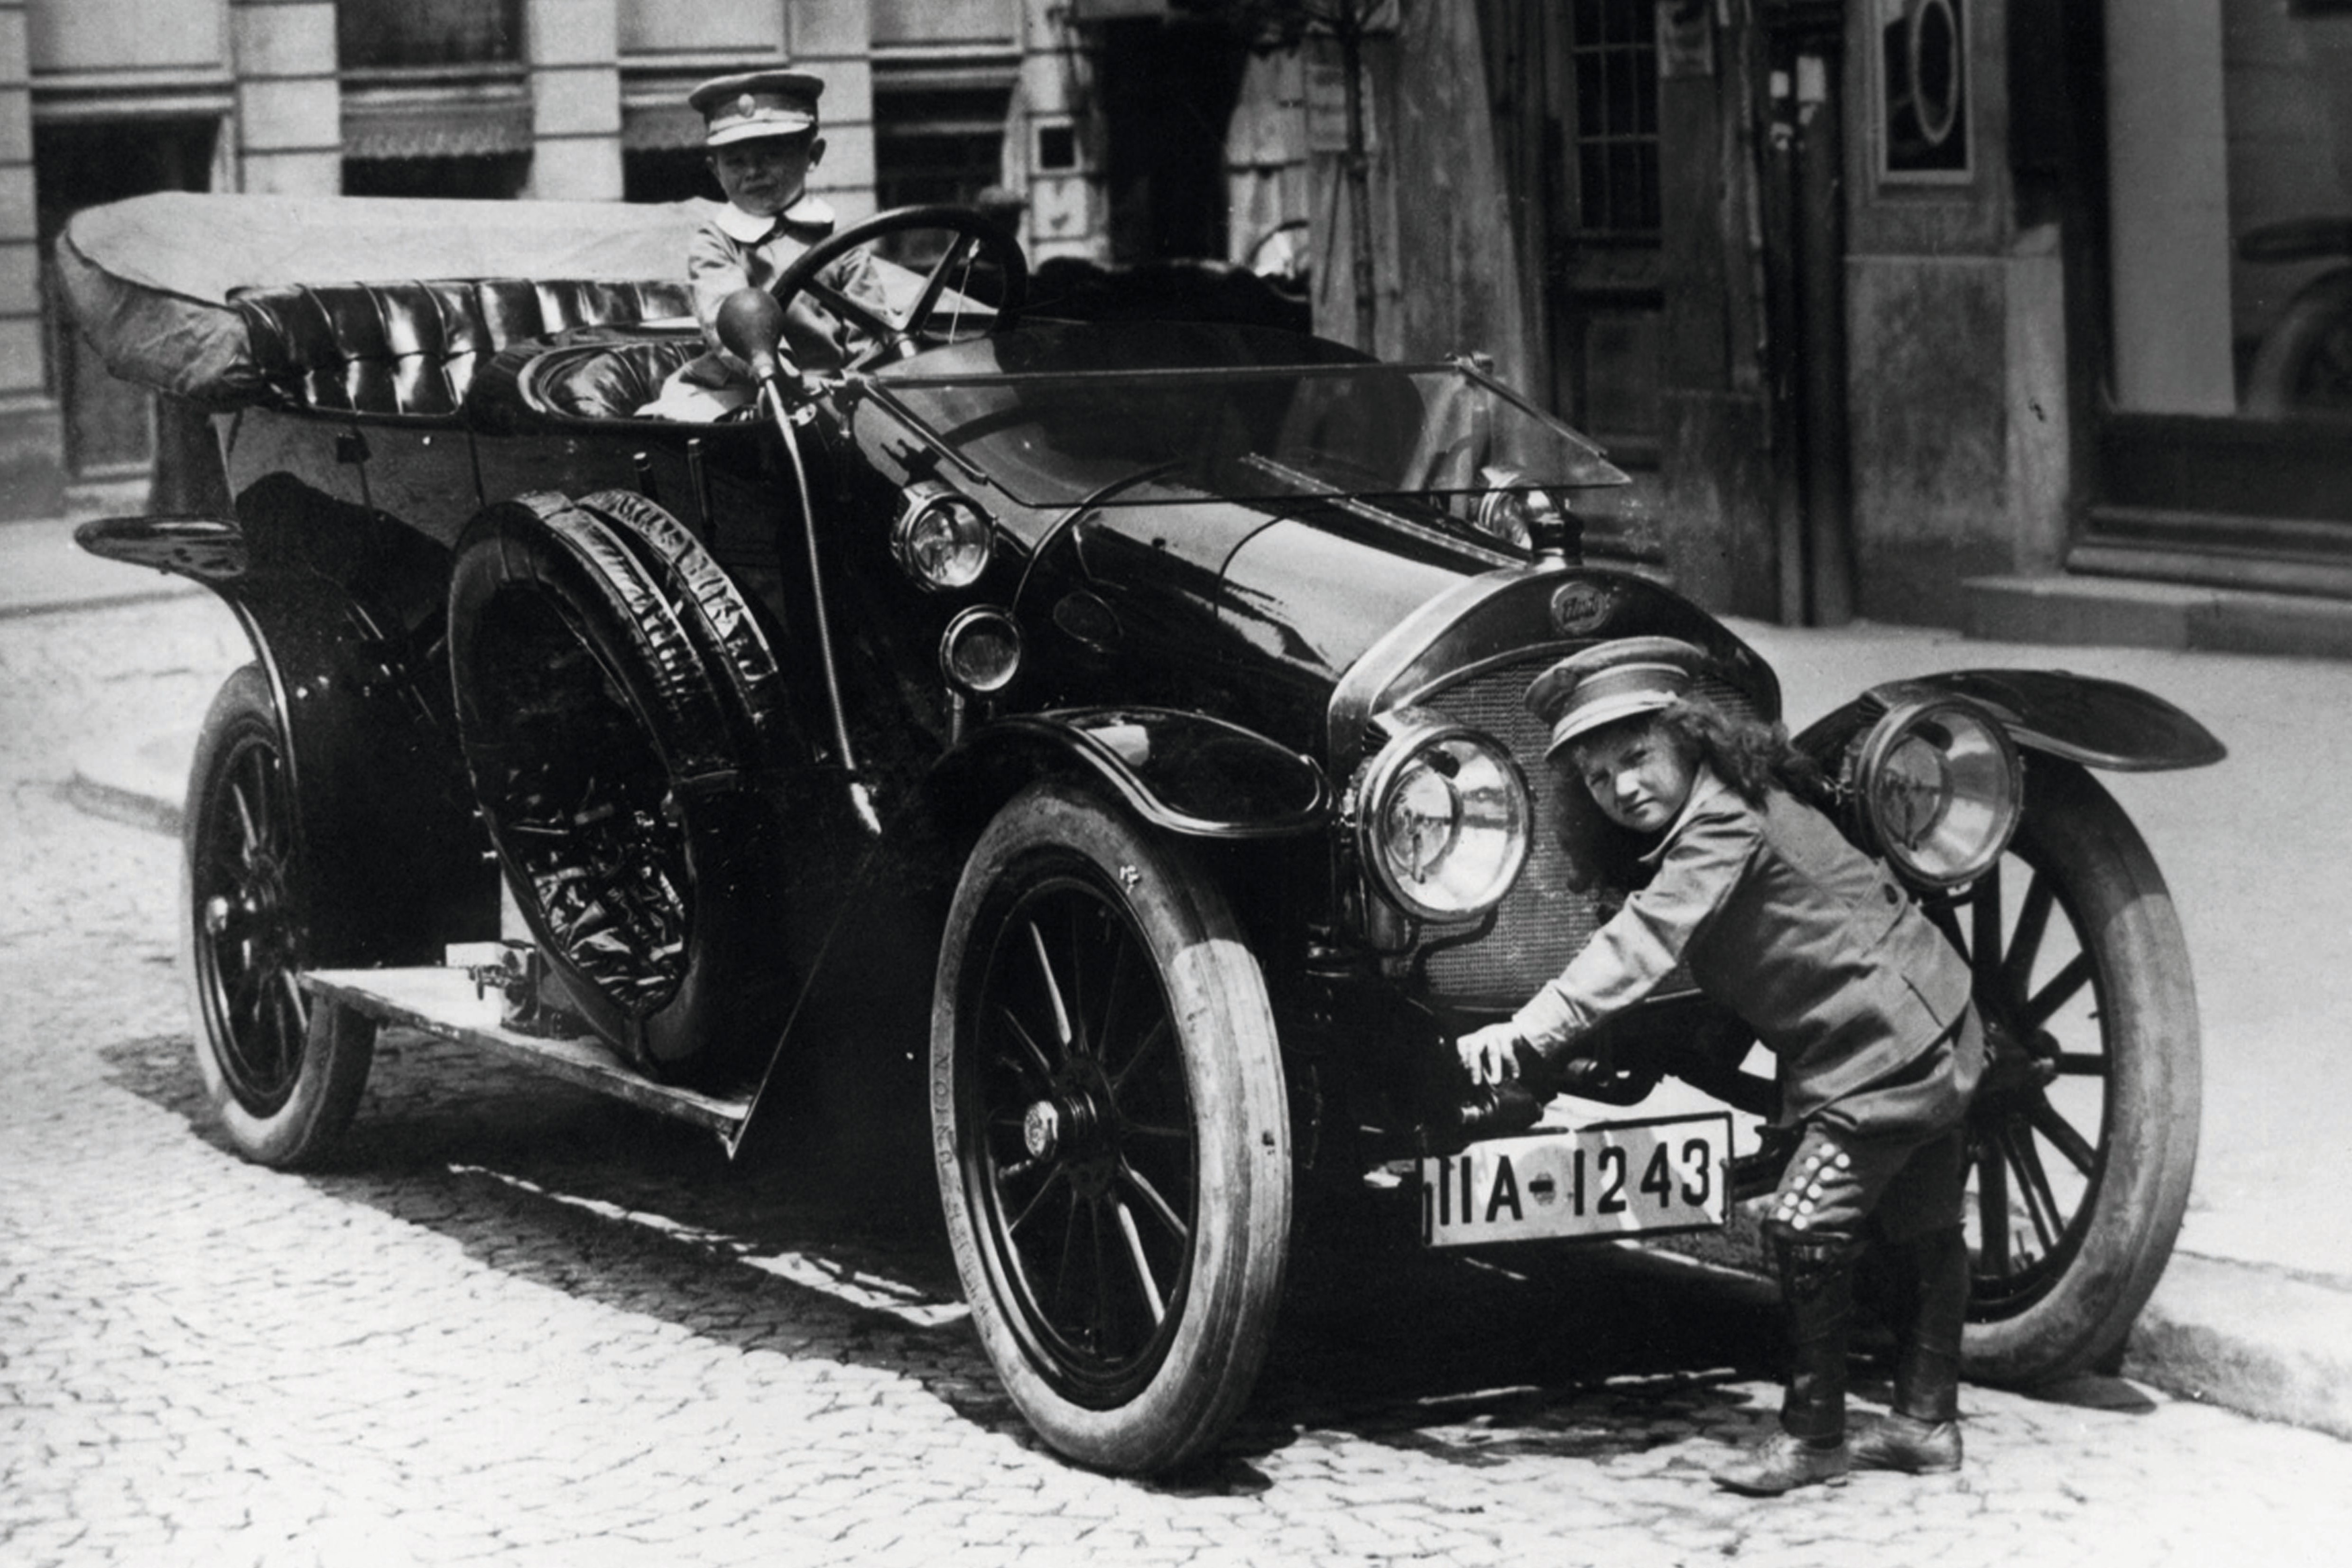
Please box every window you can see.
[875,86,1013,211]
[338,0,523,70]
[1569,0,1660,235]
[337,0,530,194]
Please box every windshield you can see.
[864,321,1628,510]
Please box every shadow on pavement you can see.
[102,1025,1817,1491]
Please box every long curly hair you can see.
[1552,695,1828,892]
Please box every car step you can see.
[299,964,754,1136]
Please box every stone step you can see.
[1963,573,2352,660]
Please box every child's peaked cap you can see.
[1525,636,1708,757]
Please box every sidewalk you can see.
[23,540,2352,1447]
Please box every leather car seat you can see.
[448,491,794,1083]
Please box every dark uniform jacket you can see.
[1510,769,1976,1123]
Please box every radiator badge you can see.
[1549,581,1618,636]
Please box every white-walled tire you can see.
[932,781,1292,1474]
[1945,761,2200,1381]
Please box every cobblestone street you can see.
[7,596,2352,1568]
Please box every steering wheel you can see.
[767,204,1028,367]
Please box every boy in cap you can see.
[1455,636,1983,1495]
[642,68,889,418]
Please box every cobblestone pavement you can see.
[8,598,2352,1568]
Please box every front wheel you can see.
[183,665,375,1166]
[1927,760,2201,1381]
[932,782,1292,1474]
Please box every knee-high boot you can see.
[1713,1231,1855,1495]
[1852,1225,1967,1473]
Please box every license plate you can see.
[1419,1112,1733,1247]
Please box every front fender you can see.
[939,707,1330,840]
[1795,669,2227,772]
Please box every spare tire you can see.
[449,490,793,1083]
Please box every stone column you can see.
[230,0,340,195]
[789,0,875,222]
[0,0,58,517]
[526,0,622,200]
[2103,0,2234,415]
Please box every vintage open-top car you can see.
[61,191,2224,1475]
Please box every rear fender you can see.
[1794,669,2227,774]
[81,490,499,968]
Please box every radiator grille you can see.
[1417,657,1754,1009]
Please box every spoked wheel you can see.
[933,782,1291,1474]
[184,664,374,1167]
[1920,760,2200,1381]
[448,492,791,1083]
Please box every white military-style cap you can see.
[691,69,824,147]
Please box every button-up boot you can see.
[1852,1225,1967,1473]
[1714,1231,1856,1494]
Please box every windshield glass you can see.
[865,322,1628,510]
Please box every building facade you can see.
[3,0,1221,517]
[1258,0,2352,637]
[10,1,2349,645]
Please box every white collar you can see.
[712,193,836,244]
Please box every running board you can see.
[300,966,754,1137]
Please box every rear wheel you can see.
[932,782,1292,1474]
[1923,760,2200,1381]
[183,665,374,1166]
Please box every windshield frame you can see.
[852,345,1631,511]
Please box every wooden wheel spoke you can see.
[2025,1096,2098,1176]
[1969,864,2005,987]
[1110,1015,1172,1095]
[996,1004,1059,1087]
[2002,1125,2062,1253]
[1025,921,1075,1051]
[229,776,262,861]
[1117,1157,1190,1245]
[1007,1162,1071,1238]
[1047,1184,1083,1324]
[1975,1140,2011,1274]
[2000,872,2056,1006]
[2022,952,2093,1031]
[277,970,311,1032]
[1113,1199,1167,1327]
[1094,939,1133,1079]
[1088,1196,1113,1349]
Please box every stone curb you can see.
[2126,1253,2352,1443]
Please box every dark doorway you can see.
[35,116,220,484]
[1096,18,1248,265]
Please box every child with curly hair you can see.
[1455,636,1984,1495]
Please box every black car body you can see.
[61,193,2223,1475]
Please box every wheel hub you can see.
[1022,1089,1103,1161]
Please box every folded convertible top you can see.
[56,191,707,404]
